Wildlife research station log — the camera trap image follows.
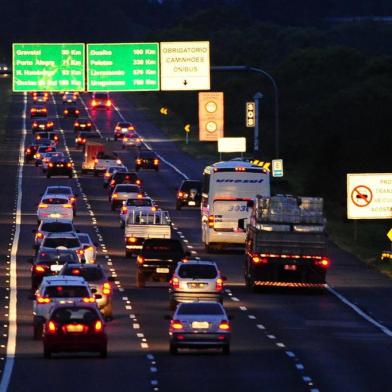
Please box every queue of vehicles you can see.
[23,89,330,359]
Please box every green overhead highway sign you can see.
[13,43,85,92]
[87,43,159,91]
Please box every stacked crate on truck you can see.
[244,195,330,291]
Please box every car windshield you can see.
[63,267,104,282]
[177,303,224,315]
[46,187,72,195]
[42,238,80,248]
[51,307,99,323]
[37,252,78,263]
[178,265,217,279]
[126,199,152,207]
[109,167,125,174]
[44,286,89,298]
[181,181,202,191]
[116,185,140,193]
[41,198,68,204]
[41,222,74,232]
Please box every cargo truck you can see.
[81,141,104,174]
[244,195,330,291]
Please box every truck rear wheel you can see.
[136,271,145,288]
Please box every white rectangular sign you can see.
[218,137,246,153]
[160,41,210,91]
[347,173,392,219]
[272,159,283,177]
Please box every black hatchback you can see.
[135,150,159,171]
[46,157,73,178]
[176,180,202,210]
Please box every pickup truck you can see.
[124,210,171,257]
[136,238,190,288]
[93,141,123,176]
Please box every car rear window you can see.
[44,285,89,298]
[181,181,202,191]
[94,93,108,99]
[178,265,217,279]
[126,199,152,207]
[52,307,99,323]
[139,151,156,158]
[38,146,56,153]
[116,185,140,193]
[41,222,74,232]
[63,267,103,282]
[42,198,68,204]
[42,238,80,248]
[46,187,72,195]
[143,240,183,253]
[118,122,130,127]
[113,172,138,182]
[37,252,78,263]
[177,303,224,315]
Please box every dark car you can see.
[75,131,100,148]
[176,180,202,210]
[135,150,159,172]
[74,118,92,132]
[108,171,142,193]
[46,157,73,178]
[136,239,190,288]
[63,106,80,118]
[30,249,79,291]
[114,122,135,140]
[90,92,111,110]
[34,131,60,145]
[32,119,54,133]
[42,303,107,358]
[25,144,40,161]
[30,105,48,118]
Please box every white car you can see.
[32,275,94,339]
[122,134,143,149]
[120,196,156,228]
[110,184,143,211]
[41,152,65,172]
[76,233,97,264]
[42,186,78,213]
[37,195,74,223]
[103,165,128,188]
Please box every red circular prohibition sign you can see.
[351,185,373,207]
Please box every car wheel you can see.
[136,271,145,288]
[169,343,178,355]
[100,346,108,358]
[33,323,43,340]
[222,344,230,355]
[43,346,51,359]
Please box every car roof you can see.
[45,232,78,238]
[41,275,86,285]
[41,194,70,200]
[63,263,103,270]
[178,260,216,266]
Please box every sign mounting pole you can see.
[253,92,263,153]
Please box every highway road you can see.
[0,86,392,391]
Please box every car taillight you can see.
[82,297,95,303]
[216,278,224,291]
[135,179,141,185]
[218,321,231,331]
[94,158,99,164]
[87,123,91,126]
[63,204,72,208]
[151,206,157,212]
[67,163,72,168]
[26,148,31,153]
[102,282,111,295]
[36,231,44,239]
[76,110,80,114]
[115,126,121,131]
[106,100,111,106]
[70,197,76,203]
[177,191,183,198]
[137,193,143,199]
[47,320,57,334]
[35,153,41,158]
[48,163,53,167]
[74,122,79,126]
[208,216,214,228]
[136,159,142,164]
[34,265,47,273]
[251,254,268,264]
[128,237,137,243]
[38,203,48,208]
[84,246,94,252]
[170,276,180,289]
[121,206,128,214]
[64,110,68,114]
[94,320,103,332]
[123,137,128,142]
[153,159,159,165]
[116,159,122,165]
[91,99,97,106]
[33,122,37,127]
[136,255,144,264]
[314,257,330,268]
[112,193,118,199]
[77,249,84,255]
[37,297,51,304]
[110,180,115,185]
[170,320,184,330]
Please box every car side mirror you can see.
[94,294,102,300]
[164,315,172,320]
[108,276,115,282]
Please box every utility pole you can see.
[253,92,263,153]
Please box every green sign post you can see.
[87,43,159,91]
[13,43,85,92]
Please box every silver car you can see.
[168,260,225,310]
[168,302,231,355]
[33,219,77,250]
[110,184,143,210]
[39,232,84,262]
[59,263,114,319]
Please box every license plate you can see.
[188,201,196,206]
[80,124,85,128]
[156,268,169,274]
[188,282,206,289]
[65,324,84,333]
[192,321,209,329]
[284,264,297,271]
[50,264,62,272]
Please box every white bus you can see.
[201,160,270,252]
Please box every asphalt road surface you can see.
[0,88,392,392]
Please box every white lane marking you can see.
[267,335,276,340]
[239,306,247,311]
[257,324,266,330]
[286,351,296,358]
[327,286,392,337]
[248,315,256,320]
[0,93,27,392]
[296,364,304,370]
[112,104,189,179]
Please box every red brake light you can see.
[178,192,183,198]
[115,126,121,131]
[38,203,49,208]
[102,282,111,295]
[47,320,57,333]
[34,265,46,273]
[315,257,330,268]
[92,99,97,106]
[153,159,159,165]
[216,278,224,291]
[94,158,99,164]
[136,159,142,164]
[170,320,184,330]
[136,179,141,185]
[94,320,103,332]
[36,231,44,239]
[82,297,95,303]
[218,321,231,331]
[106,100,111,107]
[136,255,144,264]
[71,268,80,275]
[112,193,118,198]
[74,122,79,126]
[37,296,51,304]
[208,216,214,228]
[251,254,268,264]
[170,276,180,289]
[26,148,31,153]
[64,110,68,114]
